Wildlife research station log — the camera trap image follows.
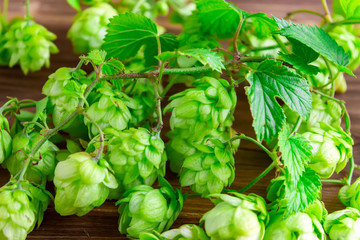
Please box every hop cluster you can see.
[264,200,327,240]
[54,152,118,216]
[3,132,58,183]
[201,193,268,240]
[165,76,238,195]
[0,181,49,240]
[324,207,360,240]
[1,20,58,74]
[107,127,167,191]
[339,177,360,212]
[0,114,12,164]
[117,184,183,238]
[67,3,118,54]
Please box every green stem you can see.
[324,19,360,32]
[25,0,31,20]
[233,17,245,56]
[0,99,18,113]
[161,79,175,98]
[273,35,290,55]
[2,0,8,22]
[321,0,333,22]
[238,161,278,193]
[286,9,326,21]
[81,112,104,162]
[290,116,302,136]
[347,157,355,185]
[151,77,163,136]
[321,179,347,184]
[3,102,36,114]
[23,121,46,130]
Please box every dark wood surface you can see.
[0,0,359,239]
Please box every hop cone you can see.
[106,127,167,190]
[139,224,209,240]
[339,177,360,211]
[301,123,353,178]
[164,76,237,142]
[0,114,12,164]
[84,87,136,136]
[264,200,327,240]
[42,67,91,135]
[324,207,360,240]
[2,19,58,74]
[201,193,268,240]
[0,180,49,240]
[180,139,235,196]
[3,132,58,183]
[67,3,117,54]
[54,152,118,216]
[117,181,184,238]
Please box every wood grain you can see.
[0,0,359,239]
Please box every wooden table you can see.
[0,0,359,239]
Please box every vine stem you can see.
[0,99,17,113]
[324,19,360,32]
[273,35,290,55]
[286,9,326,21]
[321,179,347,184]
[25,0,31,20]
[321,0,333,22]
[81,112,104,162]
[2,0,8,22]
[347,157,355,185]
[3,102,36,115]
[233,17,245,56]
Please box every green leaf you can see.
[278,125,313,182]
[32,97,48,123]
[274,19,353,75]
[280,53,320,75]
[88,50,107,65]
[247,13,278,38]
[285,168,321,216]
[101,58,125,75]
[245,60,312,142]
[67,0,81,11]
[339,0,360,19]
[196,0,244,39]
[179,48,225,72]
[103,13,178,66]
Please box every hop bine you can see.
[201,193,268,240]
[54,152,118,216]
[324,207,360,240]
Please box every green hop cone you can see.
[117,180,184,238]
[84,87,136,136]
[324,207,360,240]
[0,180,49,240]
[339,177,360,211]
[301,123,353,178]
[2,19,58,74]
[201,193,268,240]
[67,3,118,54]
[106,127,167,190]
[264,200,327,240]
[139,224,209,240]
[180,139,235,196]
[3,132,58,183]
[0,114,12,164]
[54,152,118,216]
[164,76,237,142]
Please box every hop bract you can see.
[201,193,268,240]
[3,132,58,183]
[264,200,327,240]
[139,224,209,240]
[54,152,118,216]
[85,87,136,136]
[106,127,167,190]
[164,76,237,141]
[0,114,12,164]
[324,207,360,240]
[117,183,184,238]
[2,19,58,74]
[339,177,360,211]
[67,3,118,54]
[0,181,49,240]
[301,123,353,178]
[180,139,235,196]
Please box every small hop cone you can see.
[164,76,237,142]
[264,200,327,240]
[301,123,353,178]
[0,114,12,164]
[117,183,184,238]
[180,139,235,196]
[85,87,136,136]
[201,193,268,240]
[106,127,167,190]
[324,207,360,240]
[339,177,360,211]
[0,181,49,240]
[54,152,118,216]
[67,3,118,54]
[3,20,58,74]
[3,132,58,183]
